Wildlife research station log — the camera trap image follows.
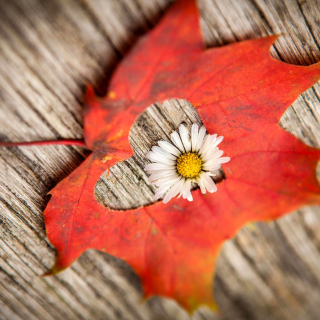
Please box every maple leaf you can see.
[41,0,320,313]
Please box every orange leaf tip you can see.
[145,123,230,203]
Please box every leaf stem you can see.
[0,139,89,148]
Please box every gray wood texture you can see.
[0,0,320,319]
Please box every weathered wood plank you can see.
[0,0,320,319]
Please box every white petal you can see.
[201,148,223,163]
[198,135,209,155]
[203,158,221,168]
[146,151,176,165]
[195,125,206,151]
[148,169,176,181]
[199,135,216,157]
[152,146,177,160]
[218,157,230,164]
[200,172,217,193]
[204,150,224,165]
[155,174,180,187]
[155,185,171,200]
[158,141,181,157]
[202,134,217,148]
[179,124,191,152]
[148,170,177,183]
[181,179,192,200]
[191,124,199,152]
[212,136,224,148]
[171,131,185,153]
[145,163,175,171]
[163,178,184,204]
[203,165,221,171]
[197,176,207,194]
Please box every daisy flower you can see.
[145,123,230,203]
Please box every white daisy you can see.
[144,123,230,204]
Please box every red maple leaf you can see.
[35,0,320,312]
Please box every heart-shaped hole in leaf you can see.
[95,99,225,210]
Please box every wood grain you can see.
[0,0,320,319]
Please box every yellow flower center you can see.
[176,152,202,178]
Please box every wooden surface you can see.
[0,0,320,319]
